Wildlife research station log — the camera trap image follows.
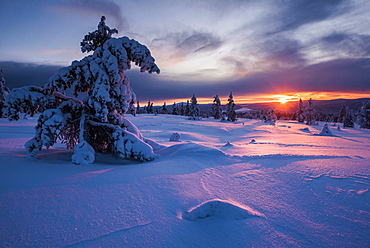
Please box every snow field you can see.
[0,114,369,247]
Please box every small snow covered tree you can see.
[179,102,185,116]
[185,100,191,116]
[162,102,168,114]
[9,16,160,164]
[303,98,317,125]
[296,98,305,123]
[211,95,222,119]
[0,70,10,117]
[264,109,277,125]
[226,92,237,122]
[146,101,153,114]
[357,101,370,129]
[189,94,201,120]
[338,104,346,123]
[343,106,354,128]
[136,101,141,114]
[127,98,136,116]
[172,102,178,115]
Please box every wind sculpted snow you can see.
[0,115,369,247]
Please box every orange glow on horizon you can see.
[151,92,370,105]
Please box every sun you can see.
[279,98,288,104]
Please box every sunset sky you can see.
[1,0,370,104]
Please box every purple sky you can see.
[1,0,370,103]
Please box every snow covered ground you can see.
[0,114,369,247]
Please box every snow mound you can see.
[223,141,233,147]
[169,132,181,142]
[158,143,225,158]
[182,199,265,221]
[299,127,311,133]
[317,123,334,136]
[71,141,95,165]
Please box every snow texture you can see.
[1,114,370,247]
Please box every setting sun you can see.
[279,98,288,104]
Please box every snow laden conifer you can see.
[172,102,178,115]
[226,91,237,122]
[189,94,201,120]
[211,95,222,119]
[136,101,141,114]
[338,104,346,123]
[343,106,354,128]
[264,109,277,125]
[303,98,317,125]
[14,16,160,164]
[357,101,370,129]
[296,98,305,123]
[0,70,10,117]
[160,102,166,114]
[185,100,191,116]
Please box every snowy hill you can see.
[1,115,369,247]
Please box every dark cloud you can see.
[178,32,222,53]
[221,57,249,75]
[275,0,347,33]
[58,0,128,31]
[322,32,370,57]
[152,31,222,56]
[129,58,370,102]
[2,57,369,104]
[284,58,370,92]
[258,36,305,69]
[0,61,61,89]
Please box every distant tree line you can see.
[134,94,370,129]
[1,67,370,129]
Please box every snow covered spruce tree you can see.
[211,95,222,119]
[296,98,305,123]
[189,94,201,120]
[0,70,10,117]
[343,106,354,128]
[226,91,237,121]
[23,16,160,164]
[338,104,347,123]
[172,102,179,115]
[303,98,317,125]
[264,108,277,125]
[357,101,370,129]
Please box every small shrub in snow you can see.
[318,123,333,136]
[169,132,181,142]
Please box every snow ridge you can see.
[182,199,265,221]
